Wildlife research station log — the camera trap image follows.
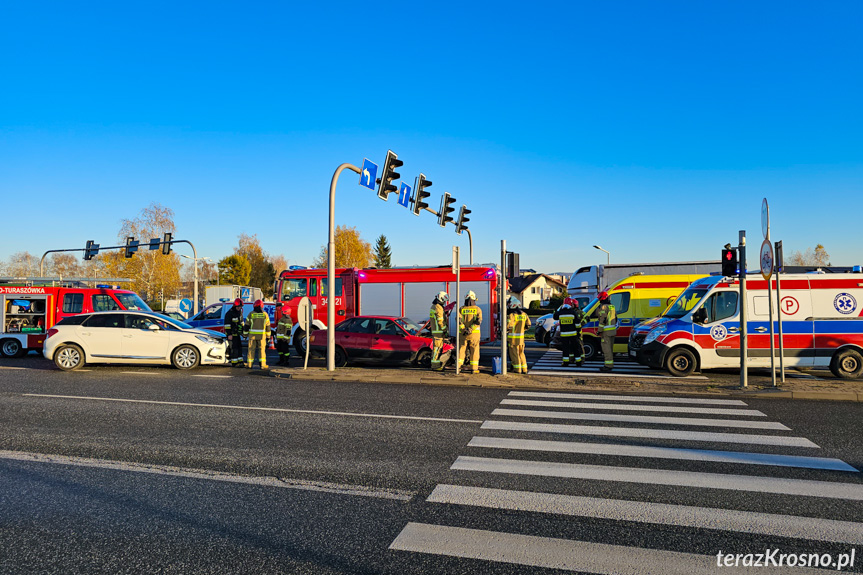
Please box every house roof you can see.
[509,273,567,294]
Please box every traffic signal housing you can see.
[162,232,173,255]
[721,247,738,276]
[412,173,432,216]
[438,193,456,227]
[124,236,139,258]
[456,205,471,235]
[84,240,100,261]
[376,150,403,201]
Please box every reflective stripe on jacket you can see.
[276,316,293,339]
[507,311,530,339]
[430,303,446,336]
[244,311,270,337]
[459,305,482,334]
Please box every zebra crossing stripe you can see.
[507,391,748,406]
[389,522,827,574]
[452,456,863,500]
[527,369,709,380]
[491,408,788,430]
[467,436,856,472]
[426,484,863,545]
[481,420,820,448]
[501,399,766,417]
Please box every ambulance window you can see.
[92,295,121,312]
[609,292,630,314]
[280,279,307,301]
[321,278,342,297]
[705,292,738,323]
[203,306,223,320]
[62,293,84,314]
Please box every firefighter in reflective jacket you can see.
[554,297,585,367]
[506,296,531,374]
[243,299,271,369]
[458,290,482,374]
[275,304,293,366]
[429,291,449,371]
[224,298,245,367]
[585,291,617,372]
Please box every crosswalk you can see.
[390,391,863,573]
[528,348,709,379]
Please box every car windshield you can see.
[395,317,421,335]
[116,292,152,311]
[141,312,192,330]
[664,285,709,318]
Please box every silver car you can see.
[44,311,228,371]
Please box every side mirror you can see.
[282,294,290,301]
[692,308,707,324]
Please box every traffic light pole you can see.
[328,162,362,371]
[501,239,507,376]
[466,229,473,264]
[738,230,748,389]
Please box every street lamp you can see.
[593,245,610,266]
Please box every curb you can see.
[267,369,862,402]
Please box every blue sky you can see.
[2,1,861,274]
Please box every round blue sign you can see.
[179,298,192,313]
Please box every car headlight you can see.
[196,335,222,345]
[643,325,667,345]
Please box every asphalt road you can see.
[2,354,863,573]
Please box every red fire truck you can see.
[0,281,150,357]
[273,266,500,354]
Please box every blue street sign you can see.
[398,182,412,208]
[240,288,250,300]
[179,298,192,313]
[359,158,378,191]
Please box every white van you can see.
[638,272,863,378]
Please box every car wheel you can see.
[582,338,599,361]
[830,348,863,379]
[543,331,551,347]
[294,329,307,356]
[334,346,348,368]
[54,344,84,371]
[666,347,697,377]
[1,338,24,358]
[534,327,546,345]
[415,348,432,368]
[172,345,200,370]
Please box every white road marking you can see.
[389,523,826,574]
[0,366,26,370]
[427,484,863,545]
[501,399,765,417]
[481,420,819,448]
[120,371,161,375]
[527,369,709,380]
[191,375,233,379]
[508,391,748,405]
[491,408,788,430]
[452,456,863,500]
[0,450,415,501]
[23,394,484,424]
[467,436,856,472]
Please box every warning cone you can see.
[268,338,276,350]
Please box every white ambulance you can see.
[638,271,863,378]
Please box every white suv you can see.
[44,311,228,371]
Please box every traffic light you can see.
[456,205,471,235]
[506,252,520,279]
[775,240,784,273]
[124,236,139,258]
[438,192,456,227]
[83,240,100,261]
[162,232,173,255]
[376,150,403,201]
[412,173,432,216]
[721,246,738,276]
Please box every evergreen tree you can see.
[373,234,392,268]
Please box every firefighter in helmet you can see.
[275,303,293,366]
[429,291,449,371]
[458,290,482,374]
[584,291,617,371]
[243,299,271,369]
[554,297,586,367]
[224,298,245,367]
[506,296,531,374]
